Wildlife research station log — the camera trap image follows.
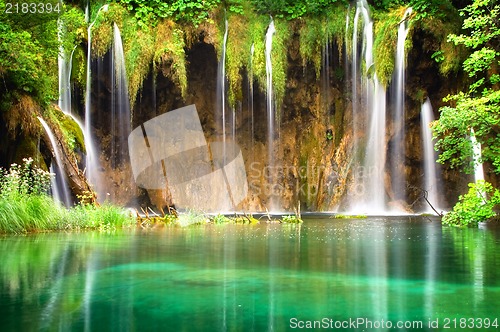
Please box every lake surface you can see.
[0,216,499,331]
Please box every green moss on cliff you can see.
[299,5,348,78]
[90,3,191,107]
[373,7,414,87]
[224,13,290,111]
[225,10,256,106]
[419,15,463,76]
[154,21,187,98]
[125,26,155,107]
[70,46,87,90]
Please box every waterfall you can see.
[265,18,276,208]
[349,0,388,214]
[217,18,229,162]
[249,43,255,154]
[421,99,442,212]
[84,0,89,23]
[364,80,387,212]
[391,7,413,202]
[58,47,76,114]
[470,129,485,183]
[111,23,131,167]
[38,117,72,207]
[84,5,108,199]
[57,16,75,115]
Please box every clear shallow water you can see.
[0,217,499,331]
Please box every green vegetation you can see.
[372,0,453,19]
[433,0,500,173]
[281,214,303,223]
[120,0,221,27]
[250,0,345,20]
[417,10,462,76]
[433,0,500,226]
[333,214,367,219]
[136,211,300,227]
[0,0,59,108]
[443,181,500,227]
[120,0,346,25]
[0,159,133,234]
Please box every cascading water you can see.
[265,18,276,209]
[390,7,413,202]
[349,0,387,214]
[38,117,72,207]
[84,5,108,199]
[420,99,442,212]
[111,23,131,168]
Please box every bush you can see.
[442,180,500,227]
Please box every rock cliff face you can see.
[82,22,469,213]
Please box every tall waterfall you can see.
[111,23,131,168]
[217,18,229,162]
[391,7,413,202]
[58,13,78,116]
[38,117,72,207]
[265,18,276,209]
[58,47,75,114]
[420,99,442,212]
[84,5,107,199]
[57,16,75,115]
[364,80,387,213]
[249,43,255,155]
[349,0,387,214]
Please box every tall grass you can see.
[0,158,133,234]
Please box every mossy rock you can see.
[13,137,47,171]
[47,107,85,153]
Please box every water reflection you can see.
[0,218,499,331]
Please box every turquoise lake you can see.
[0,216,499,331]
